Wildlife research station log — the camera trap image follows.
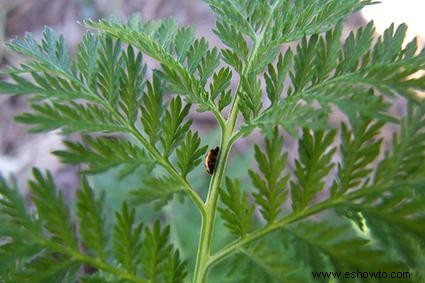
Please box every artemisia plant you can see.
[1,0,425,282]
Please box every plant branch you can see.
[128,125,206,216]
[208,178,423,267]
[192,2,284,282]
[36,238,147,283]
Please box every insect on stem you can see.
[204,146,220,175]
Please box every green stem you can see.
[192,3,282,282]
[36,238,147,283]
[193,124,234,282]
[208,198,339,267]
[128,125,206,217]
[207,178,424,267]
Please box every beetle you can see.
[204,146,219,175]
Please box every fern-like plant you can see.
[1,1,425,282]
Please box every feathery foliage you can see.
[218,177,254,237]
[1,0,425,282]
[0,172,187,283]
[54,135,155,177]
[250,127,289,223]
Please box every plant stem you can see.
[128,125,206,216]
[193,124,234,282]
[192,3,281,281]
[36,238,147,283]
[207,198,340,267]
[207,178,425,267]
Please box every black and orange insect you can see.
[204,146,219,175]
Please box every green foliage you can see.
[176,131,208,178]
[83,15,218,114]
[141,221,172,280]
[218,177,254,237]
[1,0,425,282]
[249,128,289,223]
[375,102,425,184]
[15,101,126,134]
[332,118,384,196]
[0,176,42,279]
[54,135,154,177]
[281,222,411,282]
[130,175,184,209]
[30,169,77,248]
[140,74,164,145]
[113,202,143,273]
[241,18,425,137]
[225,236,300,283]
[0,172,187,283]
[291,129,337,211]
[160,96,192,157]
[76,179,108,260]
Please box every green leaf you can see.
[118,44,146,123]
[29,169,77,248]
[140,73,164,146]
[348,189,425,280]
[272,0,374,45]
[238,74,263,121]
[176,131,208,178]
[76,179,107,260]
[332,118,383,196]
[224,234,303,283]
[264,50,293,104]
[162,250,188,283]
[198,48,220,86]
[291,129,336,211]
[281,221,411,282]
[221,48,243,73]
[96,36,124,104]
[175,27,195,63]
[0,72,93,101]
[218,177,254,237]
[187,38,209,74]
[54,135,155,177]
[206,0,256,39]
[0,176,42,275]
[300,22,425,98]
[240,92,330,138]
[113,202,143,274]
[161,96,192,157]
[13,253,78,283]
[15,102,125,134]
[218,89,232,112]
[375,102,425,185]
[210,67,232,101]
[244,21,424,137]
[75,33,99,91]
[130,176,184,209]
[249,128,289,223]
[154,18,178,51]
[0,176,38,233]
[213,22,249,59]
[141,221,173,281]
[7,27,71,74]
[291,34,320,93]
[84,16,217,113]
